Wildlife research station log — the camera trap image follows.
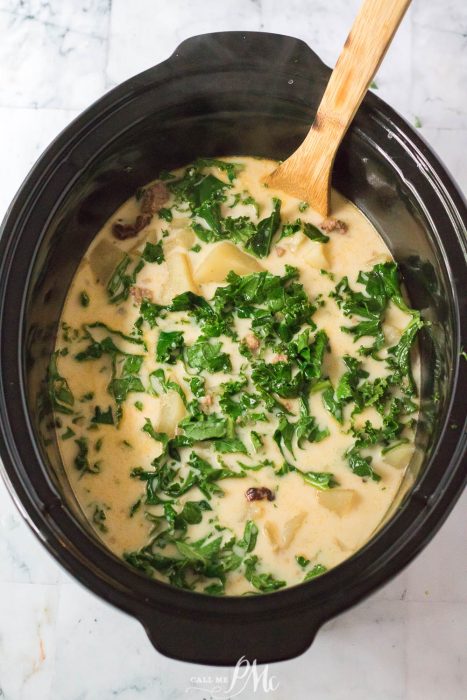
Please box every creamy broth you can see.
[53,157,421,595]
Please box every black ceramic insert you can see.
[0,32,465,665]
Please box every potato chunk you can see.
[300,239,329,270]
[194,242,263,284]
[164,227,196,252]
[157,391,187,437]
[264,511,306,551]
[165,250,199,298]
[383,444,413,469]
[282,511,307,549]
[87,239,125,285]
[318,489,356,516]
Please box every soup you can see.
[52,156,422,595]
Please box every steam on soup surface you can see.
[53,156,422,595]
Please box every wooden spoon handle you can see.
[315,0,410,144]
[266,0,411,216]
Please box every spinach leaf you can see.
[92,505,108,533]
[244,555,286,592]
[303,222,329,243]
[386,313,424,393]
[245,198,281,258]
[109,355,145,408]
[189,376,205,398]
[304,564,327,581]
[279,219,328,243]
[252,360,304,399]
[331,262,417,357]
[156,330,185,364]
[142,241,164,264]
[346,446,381,482]
[179,412,227,441]
[169,291,230,338]
[74,437,99,476]
[91,405,114,425]
[214,437,248,454]
[219,377,261,420]
[186,340,231,373]
[158,208,172,222]
[321,355,368,424]
[275,462,338,491]
[322,385,344,424]
[107,255,145,304]
[295,555,310,568]
[139,299,165,328]
[279,219,302,240]
[75,322,145,361]
[273,416,296,459]
[149,368,187,406]
[194,158,240,182]
[289,328,329,383]
[295,413,330,447]
[250,431,263,452]
[213,266,315,345]
[125,526,242,592]
[237,521,258,553]
[48,351,74,415]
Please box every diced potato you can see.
[87,239,125,284]
[194,242,263,284]
[384,323,403,346]
[157,391,187,437]
[384,303,411,346]
[383,444,413,470]
[164,227,196,252]
[318,489,357,516]
[171,217,192,230]
[164,250,200,298]
[300,239,329,270]
[278,231,304,254]
[264,520,280,550]
[264,512,306,551]
[282,511,306,548]
[365,252,392,267]
[119,394,160,437]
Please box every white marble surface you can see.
[0,1,466,698]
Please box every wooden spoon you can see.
[264,0,411,217]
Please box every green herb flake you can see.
[79,291,90,307]
[60,426,75,440]
[156,330,185,364]
[142,240,165,264]
[304,563,327,581]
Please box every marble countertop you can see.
[0,1,465,698]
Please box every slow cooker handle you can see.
[140,606,325,664]
[166,30,331,82]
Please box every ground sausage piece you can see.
[246,487,275,502]
[271,353,287,364]
[320,217,348,234]
[276,246,285,257]
[140,182,170,215]
[245,333,260,352]
[112,214,153,240]
[129,286,153,303]
[200,394,213,407]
